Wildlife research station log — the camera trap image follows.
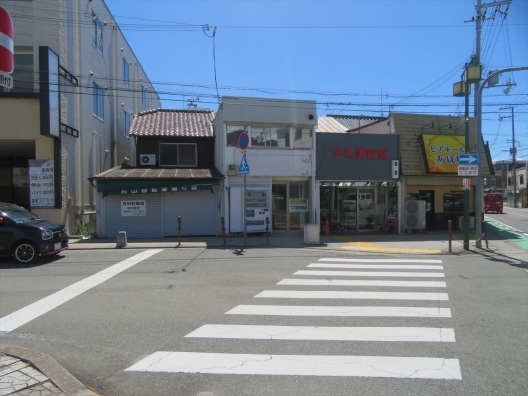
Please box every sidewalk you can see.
[2,228,526,395]
[67,228,523,256]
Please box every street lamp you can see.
[453,64,480,250]
[475,66,528,248]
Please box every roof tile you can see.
[130,109,215,137]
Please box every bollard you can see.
[221,217,226,246]
[178,216,182,246]
[266,217,270,245]
[116,231,127,248]
[448,220,452,253]
[483,221,489,249]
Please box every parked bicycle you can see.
[321,217,343,234]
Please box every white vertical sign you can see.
[29,159,55,208]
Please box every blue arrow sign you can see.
[238,154,250,174]
[459,154,479,165]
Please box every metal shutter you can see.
[104,195,163,238]
[163,191,217,236]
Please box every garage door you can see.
[163,191,217,236]
[104,194,163,238]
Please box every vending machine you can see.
[245,189,270,233]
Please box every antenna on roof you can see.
[187,97,199,109]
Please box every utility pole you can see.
[500,106,517,207]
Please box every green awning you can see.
[97,178,219,197]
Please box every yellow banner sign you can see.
[422,134,466,173]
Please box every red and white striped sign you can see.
[462,178,471,190]
[0,6,14,74]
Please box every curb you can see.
[0,345,98,396]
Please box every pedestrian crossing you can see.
[125,256,461,380]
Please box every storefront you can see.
[316,132,400,232]
[93,168,222,238]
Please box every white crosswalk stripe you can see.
[126,256,461,380]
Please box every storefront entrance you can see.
[321,183,396,232]
[272,181,309,231]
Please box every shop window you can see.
[159,143,197,167]
[443,193,464,214]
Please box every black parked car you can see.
[0,202,69,264]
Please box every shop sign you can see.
[332,147,388,160]
[119,185,203,195]
[421,134,465,173]
[121,200,146,216]
[29,160,54,208]
[290,198,308,212]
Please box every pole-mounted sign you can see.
[0,6,14,89]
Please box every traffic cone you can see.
[324,217,330,235]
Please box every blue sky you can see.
[105,0,528,162]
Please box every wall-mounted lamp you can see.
[420,122,434,132]
[120,48,123,51]
[407,138,420,146]
[89,71,93,76]
[121,103,124,106]
[439,123,452,132]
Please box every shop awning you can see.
[96,178,219,197]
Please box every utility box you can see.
[304,224,320,244]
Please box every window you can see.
[250,126,290,148]
[92,82,104,119]
[141,85,147,107]
[0,54,35,93]
[520,175,525,186]
[92,16,103,53]
[159,143,197,167]
[122,110,130,136]
[122,58,129,86]
[226,125,246,147]
[293,127,312,149]
[443,194,464,214]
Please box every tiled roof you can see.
[93,166,224,179]
[129,109,215,137]
[327,114,387,131]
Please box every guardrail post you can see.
[221,217,226,246]
[448,220,452,253]
[178,216,182,246]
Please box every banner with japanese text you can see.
[421,134,465,173]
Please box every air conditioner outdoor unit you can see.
[404,200,426,231]
[140,154,156,166]
[227,164,236,176]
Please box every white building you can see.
[0,0,160,233]
[213,97,318,234]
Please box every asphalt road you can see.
[485,206,528,234]
[1,247,527,396]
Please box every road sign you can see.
[459,154,479,165]
[238,154,250,175]
[238,132,249,150]
[458,165,478,176]
[0,6,14,74]
[462,178,471,190]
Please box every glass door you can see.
[357,188,376,230]
[272,184,287,230]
